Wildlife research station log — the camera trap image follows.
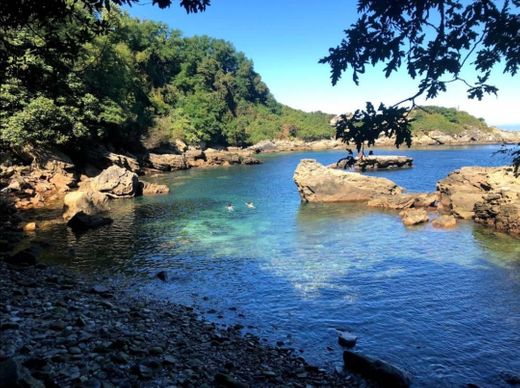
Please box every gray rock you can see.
[343,350,410,387]
[90,166,139,198]
[337,332,357,348]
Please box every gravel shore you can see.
[0,261,368,387]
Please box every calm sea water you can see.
[36,145,520,387]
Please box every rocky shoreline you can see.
[0,260,371,387]
[293,159,520,236]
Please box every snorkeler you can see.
[245,201,255,209]
[226,203,234,212]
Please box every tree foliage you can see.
[0,6,333,151]
[321,0,519,166]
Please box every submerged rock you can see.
[66,212,113,232]
[343,350,411,387]
[4,249,37,266]
[294,159,402,202]
[432,214,457,228]
[400,208,429,226]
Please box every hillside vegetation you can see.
[410,106,492,135]
[0,7,333,154]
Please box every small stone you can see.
[111,352,129,364]
[163,355,177,365]
[49,321,66,331]
[136,364,153,379]
[23,222,37,232]
[69,347,82,355]
[156,271,167,282]
[149,346,163,355]
[90,285,110,294]
[338,331,358,348]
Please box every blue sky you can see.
[126,1,520,129]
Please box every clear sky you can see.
[126,0,520,129]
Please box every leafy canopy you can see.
[320,0,519,161]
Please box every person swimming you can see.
[245,201,255,209]
[226,203,234,212]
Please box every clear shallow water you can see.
[35,145,520,386]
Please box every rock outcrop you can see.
[145,148,261,171]
[474,191,520,235]
[90,165,139,198]
[436,166,519,235]
[1,148,78,209]
[293,159,402,202]
[139,181,170,196]
[367,192,437,210]
[85,146,141,174]
[373,128,520,147]
[146,153,187,171]
[436,166,519,219]
[249,139,344,153]
[354,156,413,170]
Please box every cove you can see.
[34,145,520,386]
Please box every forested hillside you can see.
[0,7,333,155]
[410,106,492,135]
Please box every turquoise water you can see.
[37,145,520,386]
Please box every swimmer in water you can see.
[226,202,234,212]
[245,201,255,209]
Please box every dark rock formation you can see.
[343,350,411,387]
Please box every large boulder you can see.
[90,165,139,198]
[63,190,109,221]
[474,191,520,235]
[293,159,402,202]
[437,166,519,219]
[399,208,429,226]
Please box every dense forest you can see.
[0,6,333,155]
